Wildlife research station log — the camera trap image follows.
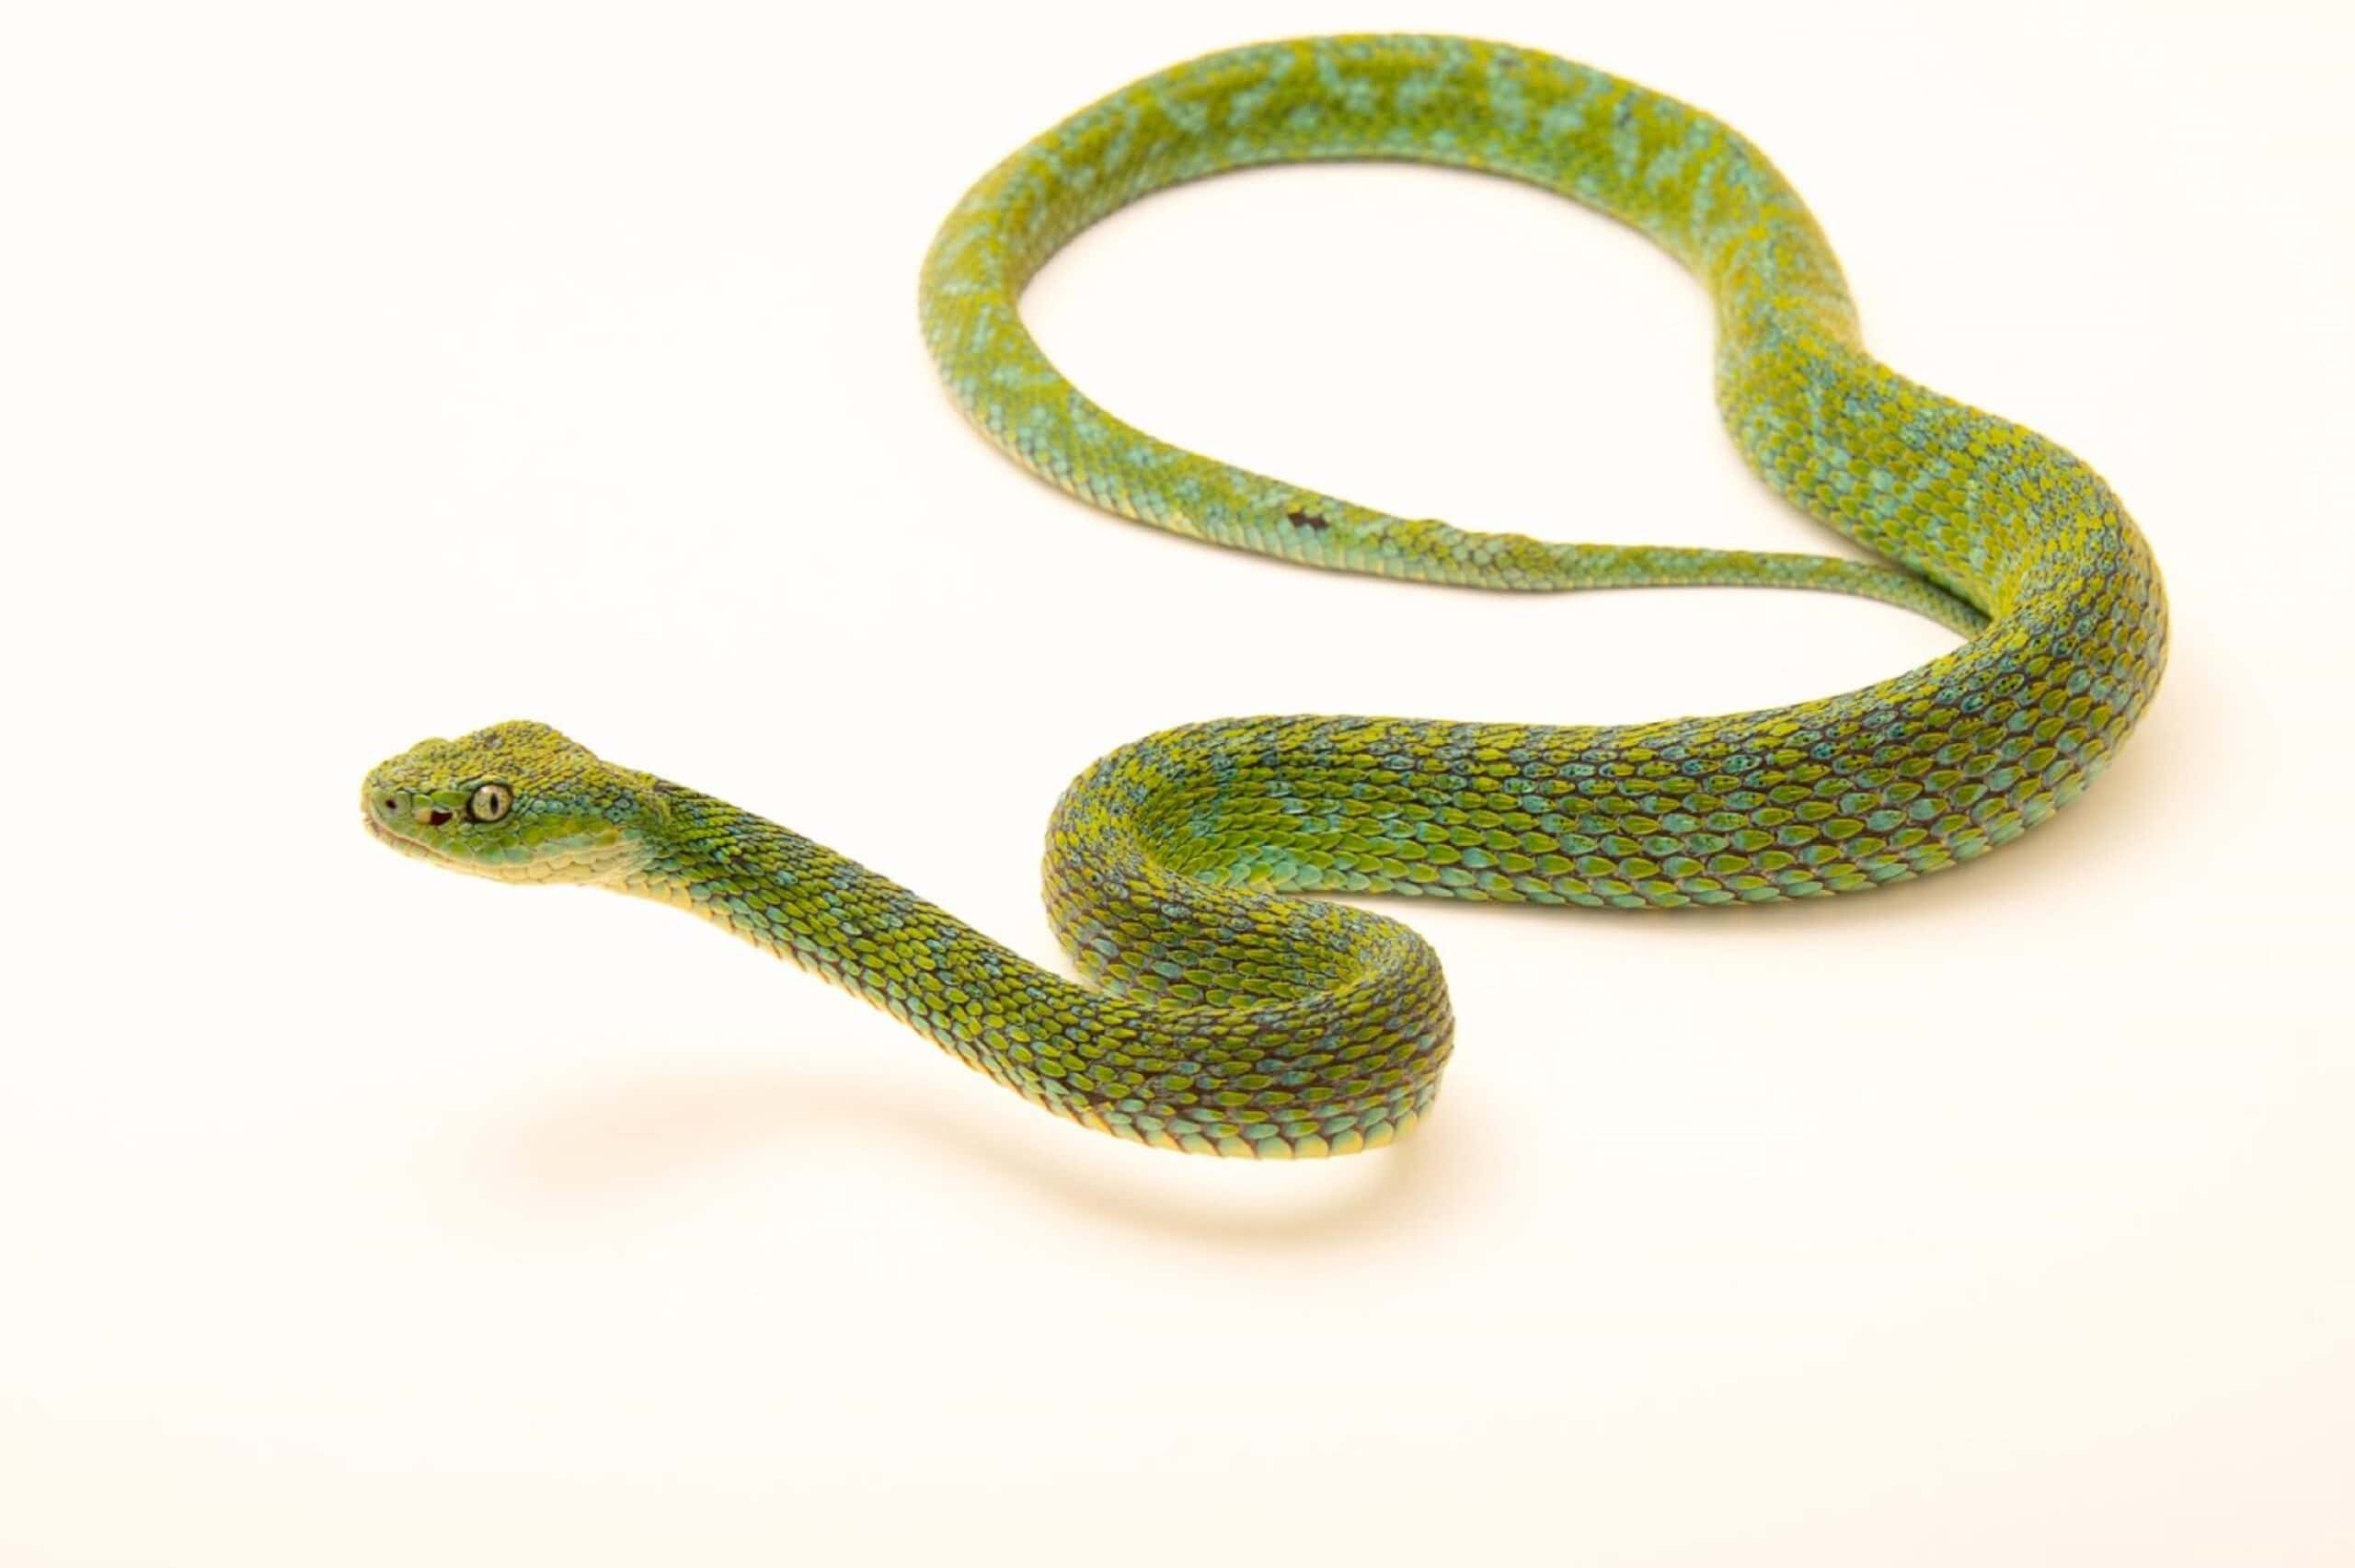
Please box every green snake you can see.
[363,36,2166,1159]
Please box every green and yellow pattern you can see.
[366,37,2166,1157]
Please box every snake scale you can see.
[365,37,2166,1158]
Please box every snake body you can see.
[364,37,2165,1158]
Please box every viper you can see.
[363,37,2166,1158]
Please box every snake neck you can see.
[606,779,1448,1158]
[613,784,1039,1026]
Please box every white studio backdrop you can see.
[3,2,2350,1564]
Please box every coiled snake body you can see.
[364,38,2166,1158]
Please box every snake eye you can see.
[468,782,514,823]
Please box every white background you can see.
[5,2,2350,1562]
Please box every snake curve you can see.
[364,36,2166,1158]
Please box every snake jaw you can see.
[360,807,432,862]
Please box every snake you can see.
[362,36,2166,1159]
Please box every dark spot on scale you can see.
[425,809,453,827]
[1285,509,1330,532]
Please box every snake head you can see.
[362,720,661,885]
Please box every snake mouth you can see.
[363,810,448,864]
[362,807,642,886]
[362,809,517,880]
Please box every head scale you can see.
[362,720,661,885]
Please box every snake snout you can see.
[362,776,429,861]
[362,780,454,846]
[367,783,449,824]
[368,783,409,826]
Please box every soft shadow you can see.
[484,1065,1472,1253]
